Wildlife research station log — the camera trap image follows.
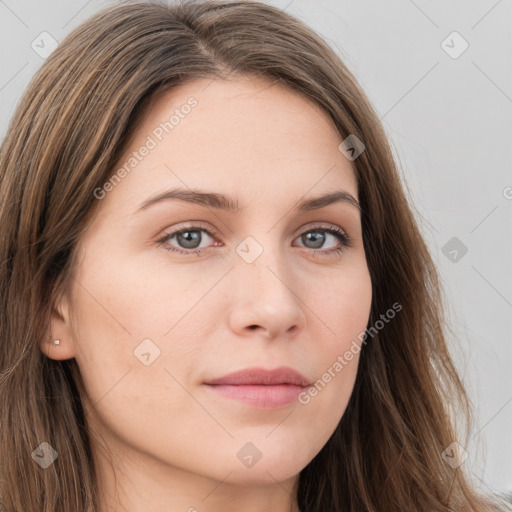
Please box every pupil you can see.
[178,230,201,249]
[304,231,324,249]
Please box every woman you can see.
[0,1,508,511]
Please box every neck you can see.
[93,433,301,512]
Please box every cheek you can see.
[70,263,207,455]
[72,245,208,349]
[310,260,373,349]
[69,247,221,419]
[294,263,371,424]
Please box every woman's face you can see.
[46,76,372,491]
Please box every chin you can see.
[223,442,312,485]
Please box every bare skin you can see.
[42,75,372,512]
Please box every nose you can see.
[228,248,307,341]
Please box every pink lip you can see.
[203,366,310,409]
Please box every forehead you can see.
[107,76,358,208]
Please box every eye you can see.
[157,222,220,256]
[157,223,353,257]
[293,225,353,256]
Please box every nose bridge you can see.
[229,232,306,338]
[235,232,291,296]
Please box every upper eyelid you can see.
[160,221,348,238]
[158,222,350,250]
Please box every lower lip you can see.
[204,384,305,409]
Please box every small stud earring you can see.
[53,339,61,345]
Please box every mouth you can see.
[203,366,311,409]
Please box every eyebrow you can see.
[135,188,361,215]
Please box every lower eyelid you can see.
[159,226,350,256]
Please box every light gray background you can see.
[1,0,510,496]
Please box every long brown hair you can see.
[0,1,508,511]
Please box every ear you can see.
[39,293,78,361]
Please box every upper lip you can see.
[204,366,311,387]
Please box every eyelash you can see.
[157,221,353,258]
